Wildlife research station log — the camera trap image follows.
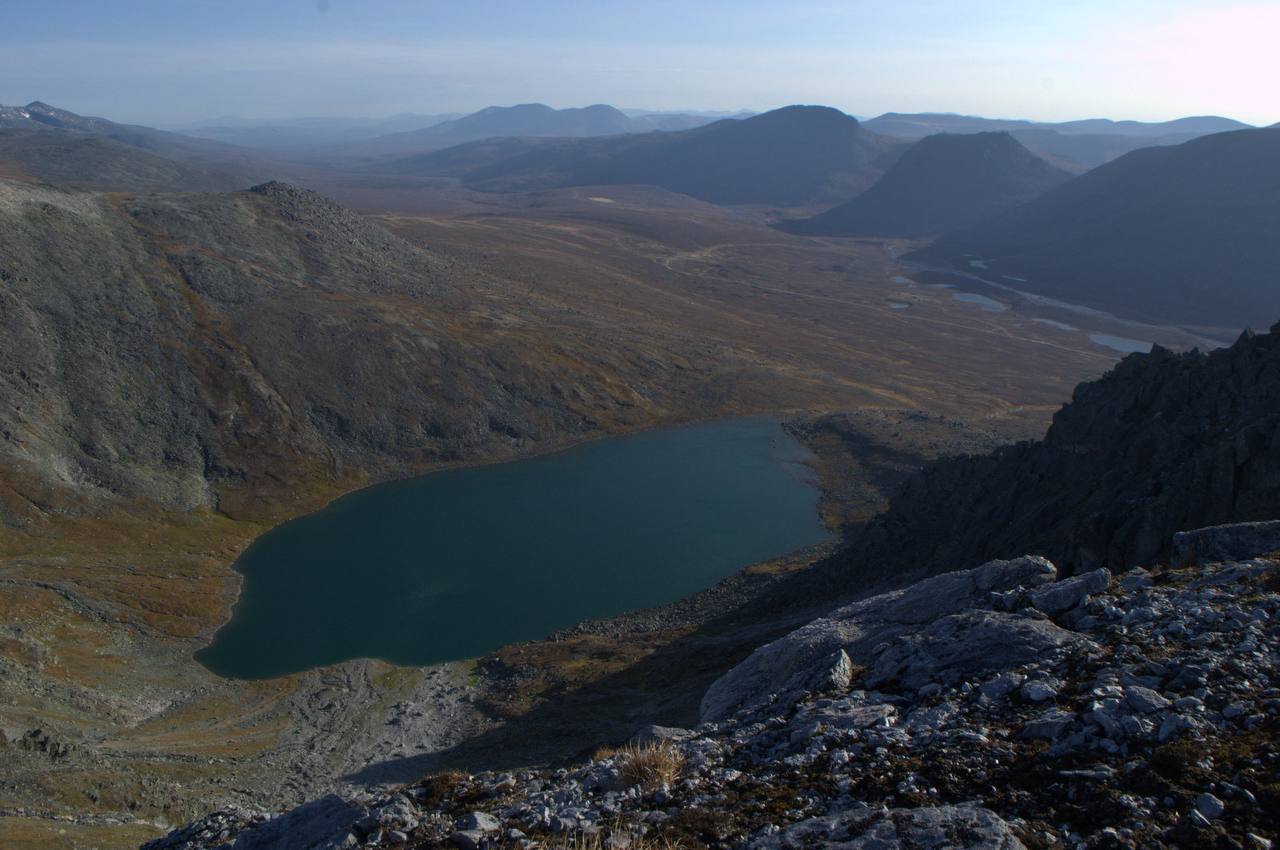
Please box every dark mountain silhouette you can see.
[780,132,1070,237]
[914,127,1280,328]
[373,105,906,205]
[825,323,1280,584]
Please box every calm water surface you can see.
[198,418,828,679]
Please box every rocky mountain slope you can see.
[145,521,1280,850]
[367,106,906,206]
[0,101,269,188]
[0,128,246,191]
[781,132,1070,237]
[4,177,834,524]
[913,128,1280,328]
[807,324,1280,595]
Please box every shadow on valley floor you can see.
[339,599,825,786]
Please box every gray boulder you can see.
[700,556,1057,721]
[1026,568,1111,614]
[750,804,1026,849]
[231,795,364,850]
[630,725,695,746]
[866,611,1094,691]
[1173,521,1280,565]
[458,812,500,832]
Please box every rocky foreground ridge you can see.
[816,322,1280,587]
[148,521,1280,850]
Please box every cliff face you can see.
[821,325,1280,586]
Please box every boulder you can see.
[230,795,364,850]
[630,725,695,746]
[1026,568,1111,614]
[866,611,1094,691]
[1019,709,1076,741]
[458,812,500,832]
[700,556,1057,721]
[1173,521,1280,565]
[1125,686,1170,714]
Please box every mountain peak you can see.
[783,129,1068,237]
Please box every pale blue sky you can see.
[1,0,1276,125]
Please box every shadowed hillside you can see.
[813,324,1280,593]
[0,128,246,191]
[914,127,1280,328]
[0,101,275,189]
[780,132,1070,237]
[370,105,906,205]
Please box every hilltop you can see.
[865,113,1254,170]
[781,132,1070,237]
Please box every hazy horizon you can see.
[2,0,1277,128]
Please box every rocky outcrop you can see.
[1173,520,1280,565]
[146,522,1280,849]
[699,556,1060,721]
[810,325,1280,589]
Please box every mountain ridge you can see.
[780,131,1071,237]
[912,127,1280,328]
[369,105,907,205]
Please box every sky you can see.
[1,0,1277,126]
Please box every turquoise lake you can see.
[197,417,829,679]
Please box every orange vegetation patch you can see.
[0,816,163,850]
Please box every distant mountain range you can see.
[174,113,464,150]
[368,105,907,205]
[324,103,744,159]
[780,132,1071,237]
[865,112,1251,139]
[865,112,1255,170]
[914,127,1280,328]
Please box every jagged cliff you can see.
[818,325,1280,588]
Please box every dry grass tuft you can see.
[612,740,686,791]
[542,830,687,849]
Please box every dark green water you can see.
[197,417,828,679]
